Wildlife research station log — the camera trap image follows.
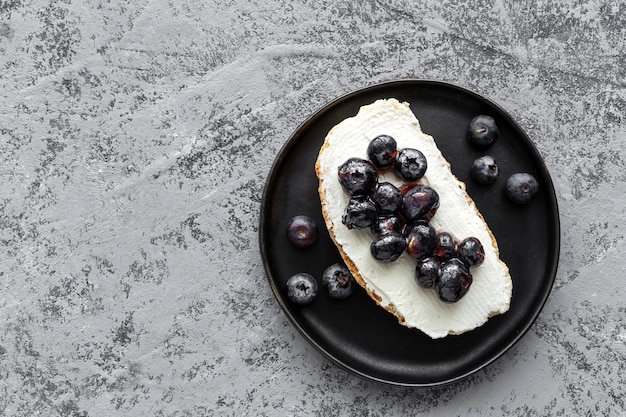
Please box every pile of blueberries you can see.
[338,134,484,303]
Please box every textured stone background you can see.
[1,0,625,415]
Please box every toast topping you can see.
[316,98,512,338]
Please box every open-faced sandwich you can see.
[315,98,512,339]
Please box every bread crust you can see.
[315,99,511,337]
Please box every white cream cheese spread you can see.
[316,98,512,338]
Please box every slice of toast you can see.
[315,98,512,339]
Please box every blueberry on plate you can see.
[367,134,397,169]
[286,215,317,248]
[394,148,427,181]
[322,263,355,299]
[370,232,407,262]
[286,273,319,305]
[468,115,499,147]
[506,172,539,204]
[337,157,378,196]
[436,259,473,303]
[471,155,499,185]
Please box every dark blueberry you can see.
[402,185,439,222]
[435,259,473,303]
[415,257,441,289]
[371,182,403,214]
[367,135,397,168]
[434,232,458,260]
[394,148,427,181]
[342,196,377,229]
[404,220,436,260]
[286,273,318,305]
[337,157,378,196]
[286,215,317,249]
[468,115,499,147]
[471,155,500,185]
[371,215,404,237]
[506,173,539,204]
[370,232,407,262]
[458,237,485,267]
[322,263,355,299]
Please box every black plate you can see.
[259,79,560,387]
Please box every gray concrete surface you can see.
[1,0,625,415]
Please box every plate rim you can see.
[259,78,561,387]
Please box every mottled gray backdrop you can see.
[1,0,625,416]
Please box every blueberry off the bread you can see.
[315,98,512,339]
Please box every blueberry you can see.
[286,273,318,305]
[404,220,436,260]
[370,232,407,262]
[458,237,485,267]
[471,155,499,185]
[342,196,377,229]
[433,232,458,261]
[337,157,378,196]
[468,115,499,147]
[435,259,473,303]
[322,263,355,299]
[371,182,403,214]
[367,135,397,169]
[371,215,403,237]
[286,215,317,249]
[506,173,539,204]
[415,257,441,289]
[402,185,439,222]
[394,148,427,181]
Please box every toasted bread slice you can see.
[315,98,511,338]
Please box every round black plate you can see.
[259,79,560,387]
